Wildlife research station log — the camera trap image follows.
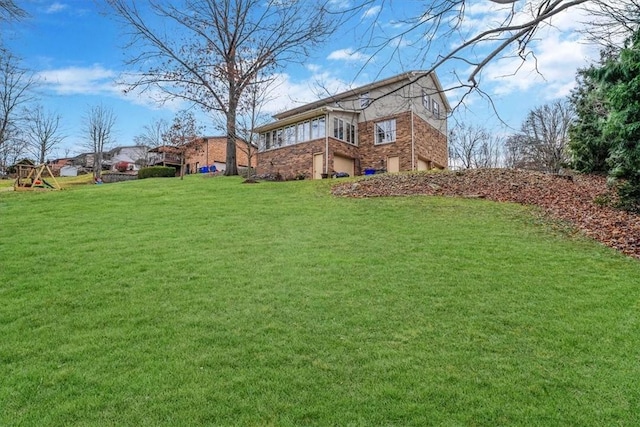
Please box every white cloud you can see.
[261,70,352,115]
[362,6,381,19]
[327,48,367,62]
[36,64,187,112]
[45,2,68,14]
[37,64,117,95]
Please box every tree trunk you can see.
[225,96,239,176]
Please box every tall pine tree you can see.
[594,29,640,212]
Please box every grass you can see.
[1,175,639,425]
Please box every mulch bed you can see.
[331,169,640,260]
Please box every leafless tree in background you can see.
[506,100,574,173]
[134,117,169,167]
[233,73,280,177]
[23,105,65,164]
[0,0,26,22]
[448,123,502,169]
[106,0,338,176]
[162,110,201,180]
[581,0,640,52]
[83,104,117,179]
[0,52,36,153]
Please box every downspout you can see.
[411,108,416,171]
[409,79,416,171]
[325,112,329,175]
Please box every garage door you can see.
[417,158,430,171]
[334,155,355,177]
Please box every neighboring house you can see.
[254,70,450,179]
[184,136,257,174]
[148,146,182,170]
[71,152,94,169]
[48,158,73,175]
[104,145,151,172]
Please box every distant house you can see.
[71,153,95,170]
[147,145,182,171]
[184,136,257,174]
[48,158,73,175]
[104,145,151,172]
[254,70,450,179]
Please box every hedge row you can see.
[138,166,176,179]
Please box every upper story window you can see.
[333,118,357,145]
[432,99,440,119]
[422,89,430,110]
[374,119,396,145]
[360,92,371,108]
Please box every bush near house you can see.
[115,161,130,172]
[138,166,176,179]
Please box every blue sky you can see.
[5,0,600,159]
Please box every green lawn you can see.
[1,175,639,426]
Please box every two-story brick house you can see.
[255,71,449,179]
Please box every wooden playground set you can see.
[13,164,61,191]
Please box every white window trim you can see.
[374,119,396,145]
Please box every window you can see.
[259,116,326,150]
[375,119,396,145]
[284,125,296,145]
[422,89,430,110]
[311,117,325,139]
[297,121,309,142]
[332,118,357,145]
[432,99,440,118]
[346,122,355,144]
[333,118,344,140]
[360,92,370,108]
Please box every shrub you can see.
[115,161,129,173]
[138,166,176,179]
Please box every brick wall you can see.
[185,137,257,172]
[256,140,325,180]
[412,114,448,168]
[358,111,447,171]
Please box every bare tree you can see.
[106,0,339,176]
[507,100,574,173]
[0,0,26,22]
[134,117,169,167]
[448,123,502,169]
[344,0,636,112]
[0,131,24,175]
[581,0,640,52]
[83,104,117,179]
[23,105,65,164]
[162,110,202,180]
[0,52,36,152]
[232,72,280,177]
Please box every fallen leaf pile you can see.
[331,169,640,260]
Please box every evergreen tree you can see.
[594,30,640,212]
[568,64,610,174]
